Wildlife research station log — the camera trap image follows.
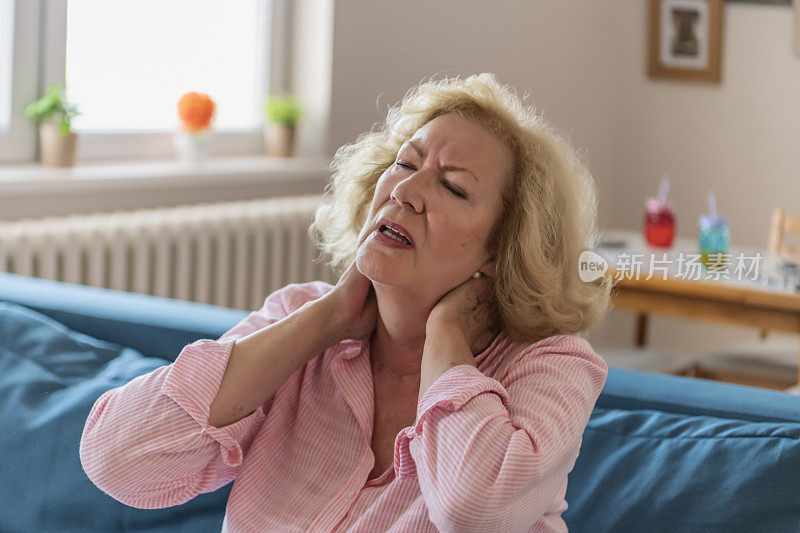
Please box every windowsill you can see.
[0,155,332,195]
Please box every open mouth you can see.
[377,225,412,246]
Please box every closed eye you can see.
[444,182,467,198]
[395,161,467,199]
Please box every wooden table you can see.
[598,229,800,386]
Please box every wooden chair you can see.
[768,207,800,260]
[690,207,800,393]
[758,207,800,341]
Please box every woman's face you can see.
[356,113,514,300]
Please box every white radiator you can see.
[0,194,338,311]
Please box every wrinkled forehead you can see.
[402,115,514,190]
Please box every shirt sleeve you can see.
[398,335,608,533]
[79,282,327,510]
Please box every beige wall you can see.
[596,1,800,357]
[612,1,800,249]
[326,0,800,357]
[328,0,625,230]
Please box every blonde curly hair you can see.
[309,72,611,343]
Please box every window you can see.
[65,0,264,132]
[0,0,291,163]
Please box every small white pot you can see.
[39,122,77,167]
[174,129,211,163]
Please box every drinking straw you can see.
[657,175,670,202]
[708,190,717,219]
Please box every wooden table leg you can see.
[635,313,649,347]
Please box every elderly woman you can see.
[80,73,611,532]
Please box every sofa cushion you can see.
[564,406,800,532]
[0,301,229,532]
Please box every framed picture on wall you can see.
[648,0,723,83]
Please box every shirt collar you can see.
[333,338,366,360]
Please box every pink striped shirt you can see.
[80,281,608,532]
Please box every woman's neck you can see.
[369,284,432,381]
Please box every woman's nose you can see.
[391,171,427,213]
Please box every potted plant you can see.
[262,94,302,157]
[175,91,217,163]
[25,84,81,167]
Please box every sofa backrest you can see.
[564,366,800,531]
[0,271,245,361]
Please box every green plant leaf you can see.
[263,94,302,126]
[26,83,80,132]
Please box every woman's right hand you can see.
[318,259,378,343]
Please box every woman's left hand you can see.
[426,273,501,356]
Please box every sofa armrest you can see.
[0,272,247,362]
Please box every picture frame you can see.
[648,0,724,84]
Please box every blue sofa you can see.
[1,271,798,532]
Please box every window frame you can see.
[0,0,41,163]
[2,0,291,164]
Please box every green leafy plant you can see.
[25,84,81,135]
[262,94,302,127]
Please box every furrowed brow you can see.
[406,140,479,183]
